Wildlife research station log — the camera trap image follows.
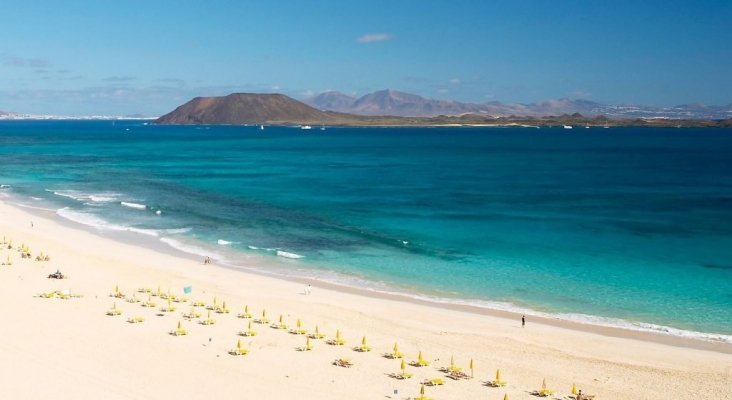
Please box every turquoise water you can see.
[1,120,731,340]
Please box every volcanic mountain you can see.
[155,93,343,125]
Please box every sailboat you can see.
[260,124,264,130]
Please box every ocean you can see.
[1,120,730,341]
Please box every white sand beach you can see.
[0,199,730,400]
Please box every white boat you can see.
[259,124,264,130]
[301,125,312,130]
[320,126,326,131]
[563,125,573,129]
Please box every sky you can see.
[1,0,730,115]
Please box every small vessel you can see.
[320,125,326,131]
[585,126,590,129]
[563,125,573,129]
[301,125,312,130]
[260,125,264,130]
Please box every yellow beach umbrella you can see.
[361,336,368,346]
[450,355,455,369]
[279,314,284,323]
[177,320,183,330]
[248,320,253,330]
[245,305,250,313]
[212,296,217,306]
[237,339,243,350]
[393,342,399,353]
[571,383,578,395]
[418,351,425,364]
[306,336,312,349]
[503,394,509,400]
[400,359,406,372]
[315,325,321,335]
[262,309,267,318]
[296,318,302,328]
[336,329,341,340]
[542,378,547,390]
[496,369,502,381]
[470,358,474,377]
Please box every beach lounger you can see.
[254,309,270,324]
[192,300,206,307]
[440,356,462,373]
[410,351,430,367]
[447,370,470,380]
[270,315,288,329]
[229,339,249,356]
[199,311,216,325]
[141,294,156,308]
[288,319,308,335]
[332,358,353,368]
[353,336,372,352]
[326,330,346,346]
[308,325,326,339]
[127,316,145,323]
[296,337,314,351]
[106,303,122,316]
[183,308,201,319]
[170,321,188,336]
[423,378,444,386]
[238,320,258,337]
[485,369,507,387]
[533,379,554,397]
[173,296,188,303]
[215,301,230,314]
[384,342,404,359]
[237,305,253,319]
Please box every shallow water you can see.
[1,120,730,339]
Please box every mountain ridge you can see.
[305,89,732,120]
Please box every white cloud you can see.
[448,78,461,85]
[437,88,449,94]
[356,33,393,43]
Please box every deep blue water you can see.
[1,120,731,340]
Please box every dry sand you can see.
[0,200,730,400]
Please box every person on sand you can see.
[522,315,525,327]
[305,284,311,295]
[203,256,211,265]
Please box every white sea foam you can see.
[217,239,234,245]
[31,197,42,201]
[56,207,159,237]
[47,189,122,203]
[276,250,304,259]
[120,201,146,210]
[164,227,192,234]
[89,195,118,203]
[160,237,219,259]
[0,184,11,189]
[219,257,732,345]
[247,245,259,250]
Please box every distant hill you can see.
[156,93,344,125]
[155,93,728,128]
[305,89,732,120]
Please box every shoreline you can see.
[5,195,731,354]
[2,197,731,399]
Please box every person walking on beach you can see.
[305,284,312,295]
[522,315,525,327]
